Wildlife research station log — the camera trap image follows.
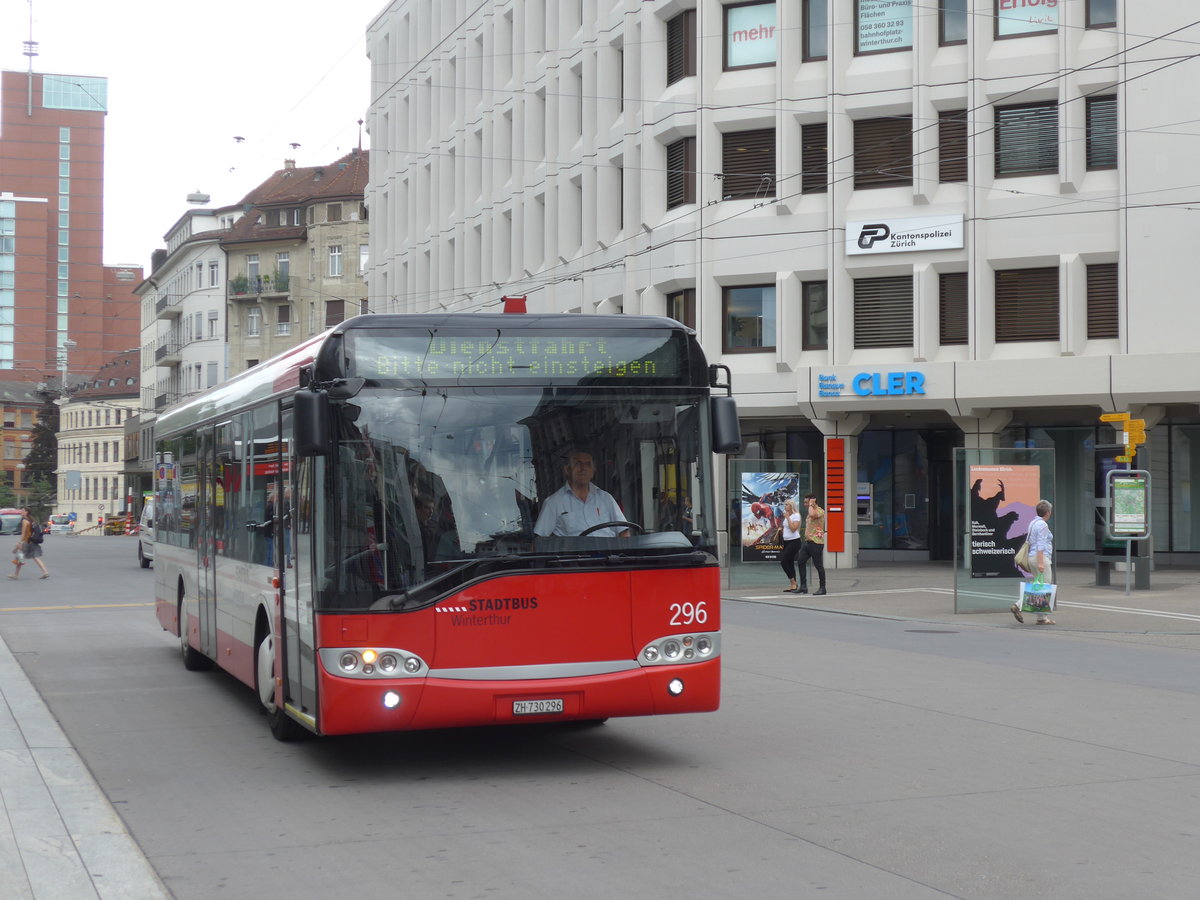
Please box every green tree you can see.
[0,482,17,509]
[28,477,56,522]
[24,392,59,484]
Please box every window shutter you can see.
[1086,96,1117,169]
[995,267,1059,342]
[854,117,913,188]
[722,129,776,199]
[801,123,828,194]
[666,137,696,208]
[939,272,968,344]
[666,10,696,85]
[854,276,913,348]
[325,299,346,327]
[938,110,968,183]
[1086,263,1118,339]
[995,102,1058,177]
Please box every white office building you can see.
[364,1,1200,567]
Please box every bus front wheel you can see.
[255,629,306,742]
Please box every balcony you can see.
[154,391,180,410]
[155,337,182,365]
[229,273,289,297]
[155,292,183,319]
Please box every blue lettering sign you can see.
[852,371,926,397]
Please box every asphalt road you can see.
[3,538,1199,899]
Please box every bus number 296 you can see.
[669,601,708,626]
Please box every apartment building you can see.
[223,151,370,375]
[55,350,139,529]
[364,1,1199,566]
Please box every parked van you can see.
[137,499,155,568]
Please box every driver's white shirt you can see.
[534,482,624,537]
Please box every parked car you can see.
[47,513,73,535]
[137,499,155,568]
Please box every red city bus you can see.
[153,313,740,739]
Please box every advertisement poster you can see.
[996,0,1059,37]
[969,465,1040,577]
[726,2,777,68]
[857,0,912,53]
[1111,474,1149,536]
[740,471,800,562]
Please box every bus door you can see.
[279,406,318,718]
[196,427,220,658]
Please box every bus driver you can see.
[534,449,630,538]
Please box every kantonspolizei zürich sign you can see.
[846,215,964,256]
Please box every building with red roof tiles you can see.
[222,149,370,375]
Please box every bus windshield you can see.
[317,385,715,611]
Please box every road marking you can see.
[0,602,155,612]
[1057,600,1200,622]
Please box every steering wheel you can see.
[579,520,644,537]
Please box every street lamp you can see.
[15,463,26,504]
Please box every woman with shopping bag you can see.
[1008,501,1056,628]
[1011,499,1055,625]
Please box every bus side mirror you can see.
[710,396,742,454]
[294,389,331,456]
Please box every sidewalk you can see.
[723,561,1200,634]
[0,630,170,899]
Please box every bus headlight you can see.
[320,648,428,679]
[637,633,720,667]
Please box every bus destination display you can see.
[348,332,685,380]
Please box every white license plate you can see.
[512,698,564,716]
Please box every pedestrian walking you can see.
[1011,499,1055,625]
[8,507,50,580]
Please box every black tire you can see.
[179,595,211,671]
[138,543,150,568]
[256,630,307,742]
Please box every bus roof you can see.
[155,313,695,437]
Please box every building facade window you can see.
[327,203,342,222]
[1086,263,1118,339]
[325,299,346,327]
[276,305,292,336]
[247,306,261,337]
[1086,95,1117,170]
[328,245,343,277]
[724,1,777,71]
[856,0,913,54]
[940,0,967,45]
[721,129,776,199]
[854,276,913,348]
[802,281,828,350]
[666,137,697,209]
[667,288,696,330]
[995,267,1058,342]
[938,110,968,182]
[208,260,219,286]
[994,102,1058,177]
[803,0,827,61]
[1087,0,1116,28]
[801,123,828,193]
[276,251,290,286]
[854,116,913,188]
[723,284,776,353]
[996,0,1058,38]
[246,254,259,282]
[939,272,968,345]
